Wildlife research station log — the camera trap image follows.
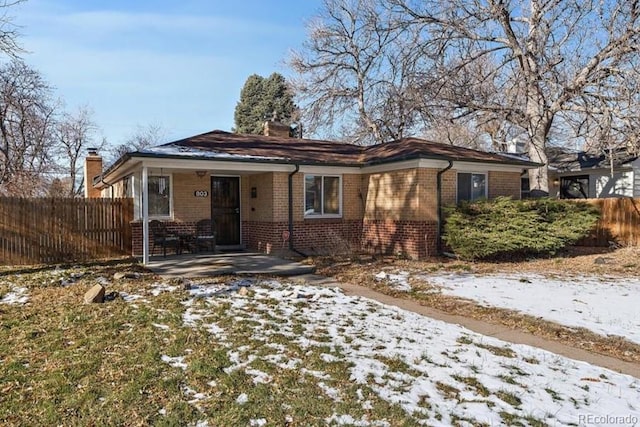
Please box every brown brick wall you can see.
[361,168,455,222]
[362,169,421,221]
[274,172,293,222]
[84,154,103,198]
[343,174,364,220]
[243,173,274,222]
[440,169,457,206]
[172,173,211,222]
[488,171,522,199]
[359,167,453,258]
[362,219,438,259]
[243,220,362,255]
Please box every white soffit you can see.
[101,155,528,185]
[452,161,529,173]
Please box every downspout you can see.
[288,164,307,257]
[97,176,114,196]
[436,160,454,254]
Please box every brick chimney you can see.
[263,111,292,138]
[84,148,103,198]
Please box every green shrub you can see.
[442,197,600,261]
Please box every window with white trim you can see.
[457,172,487,202]
[304,175,342,217]
[148,175,172,217]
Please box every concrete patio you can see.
[145,252,316,278]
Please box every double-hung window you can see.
[304,175,341,217]
[148,174,172,217]
[457,172,487,202]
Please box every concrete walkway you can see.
[147,252,316,278]
[295,274,640,379]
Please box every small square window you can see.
[304,175,342,217]
[457,172,486,202]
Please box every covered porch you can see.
[98,155,302,265]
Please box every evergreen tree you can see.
[233,72,297,135]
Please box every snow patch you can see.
[161,355,187,370]
[236,393,248,405]
[428,272,640,344]
[0,286,29,305]
[375,271,412,292]
[152,323,170,331]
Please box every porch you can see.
[145,251,316,278]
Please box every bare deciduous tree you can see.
[294,0,640,194]
[387,0,640,195]
[53,106,101,196]
[0,60,56,196]
[289,0,431,145]
[0,0,25,58]
[108,123,167,162]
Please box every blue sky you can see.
[14,0,321,146]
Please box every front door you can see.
[211,176,241,245]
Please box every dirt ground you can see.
[450,245,640,277]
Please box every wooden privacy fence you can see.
[0,197,134,265]
[578,198,640,247]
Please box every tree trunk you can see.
[527,126,550,197]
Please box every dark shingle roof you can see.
[363,137,533,165]
[547,146,638,172]
[132,130,537,168]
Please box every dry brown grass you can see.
[314,246,640,364]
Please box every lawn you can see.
[1,261,639,426]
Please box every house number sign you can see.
[194,190,209,197]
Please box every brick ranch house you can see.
[84,120,538,264]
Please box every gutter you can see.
[288,164,307,257]
[436,160,454,254]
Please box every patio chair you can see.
[149,220,180,257]
[194,219,216,253]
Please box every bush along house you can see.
[84,119,539,264]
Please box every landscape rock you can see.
[594,256,614,265]
[84,284,105,304]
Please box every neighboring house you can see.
[547,147,640,199]
[84,120,538,263]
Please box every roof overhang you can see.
[549,163,634,176]
[95,152,538,190]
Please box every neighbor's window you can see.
[560,175,589,199]
[521,176,530,199]
[305,175,341,217]
[457,172,487,202]
[148,175,172,217]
